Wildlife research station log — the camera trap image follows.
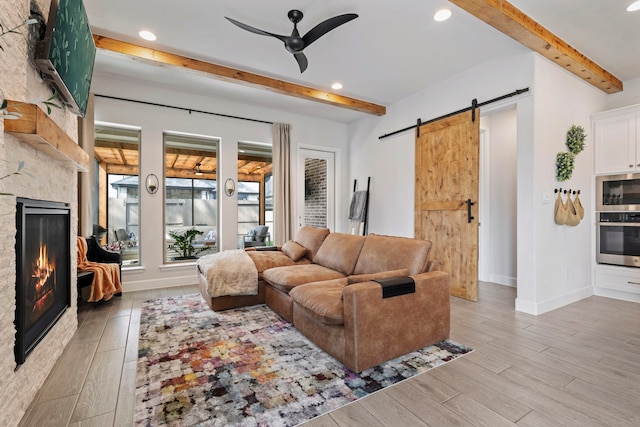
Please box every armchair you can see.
[86,235,122,272]
[112,228,139,263]
[243,225,270,248]
[77,235,123,302]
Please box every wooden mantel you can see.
[3,100,90,171]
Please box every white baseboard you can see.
[122,274,198,293]
[514,297,537,314]
[489,274,517,287]
[515,285,593,315]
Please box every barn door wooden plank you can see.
[415,110,479,301]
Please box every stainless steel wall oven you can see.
[597,173,640,267]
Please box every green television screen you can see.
[35,0,96,117]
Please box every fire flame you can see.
[32,244,56,294]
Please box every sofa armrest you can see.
[341,271,450,372]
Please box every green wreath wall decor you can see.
[556,152,575,182]
[566,124,587,155]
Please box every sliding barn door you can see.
[415,110,479,301]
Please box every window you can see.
[237,142,273,248]
[164,133,219,263]
[93,123,141,266]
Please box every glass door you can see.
[237,141,273,248]
[297,148,335,230]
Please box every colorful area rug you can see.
[135,293,471,427]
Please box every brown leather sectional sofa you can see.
[197,226,450,372]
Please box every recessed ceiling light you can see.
[628,1,640,11]
[331,82,343,90]
[434,9,452,22]
[139,30,157,41]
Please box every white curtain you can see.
[272,123,293,244]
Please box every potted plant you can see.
[167,228,208,260]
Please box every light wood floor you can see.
[20,282,640,427]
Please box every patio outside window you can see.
[93,123,141,266]
[237,141,273,248]
[164,133,219,263]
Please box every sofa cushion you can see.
[282,240,307,261]
[246,250,310,278]
[347,268,410,284]
[289,278,348,325]
[294,226,330,262]
[353,234,432,275]
[314,233,366,275]
[263,264,346,293]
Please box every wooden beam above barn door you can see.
[449,0,623,94]
[93,35,386,116]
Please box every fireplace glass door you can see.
[15,198,71,365]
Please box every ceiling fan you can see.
[225,9,358,73]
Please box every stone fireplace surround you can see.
[0,2,87,423]
[0,0,92,426]
[0,131,80,427]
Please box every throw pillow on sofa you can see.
[282,240,307,261]
[294,226,330,261]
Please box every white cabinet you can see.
[595,264,640,297]
[593,107,640,175]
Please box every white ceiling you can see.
[84,0,640,123]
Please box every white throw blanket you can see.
[196,249,258,297]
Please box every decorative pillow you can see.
[246,229,257,241]
[347,268,410,284]
[282,240,307,261]
[294,226,330,261]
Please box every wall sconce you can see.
[145,174,159,194]
[225,178,235,197]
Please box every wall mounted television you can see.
[34,0,96,117]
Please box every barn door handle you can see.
[467,199,475,223]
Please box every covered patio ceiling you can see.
[94,131,272,182]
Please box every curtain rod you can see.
[94,94,274,125]
[378,87,530,140]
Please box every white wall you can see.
[517,55,608,313]
[91,74,349,291]
[481,107,517,287]
[348,52,533,238]
[603,77,640,111]
[347,50,615,314]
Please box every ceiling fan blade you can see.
[294,52,308,73]
[225,17,287,42]
[302,13,358,47]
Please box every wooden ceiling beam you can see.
[95,140,139,151]
[105,164,138,175]
[239,154,272,163]
[165,146,217,158]
[117,148,128,166]
[449,0,623,94]
[93,35,387,116]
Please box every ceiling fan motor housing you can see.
[285,38,305,53]
[288,10,304,24]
